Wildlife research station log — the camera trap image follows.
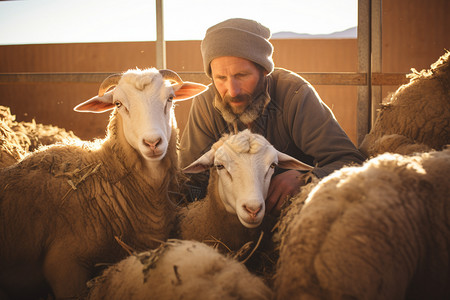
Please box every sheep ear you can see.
[74,91,115,113]
[172,82,209,102]
[182,149,215,174]
[277,151,313,171]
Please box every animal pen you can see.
[0,0,449,299]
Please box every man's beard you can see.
[213,75,270,125]
[223,93,252,115]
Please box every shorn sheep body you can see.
[0,68,207,299]
[0,105,80,168]
[178,129,312,252]
[275,148,450,300]
[0,114,25,168]
[86,239,273,300]
[360,51,450,157]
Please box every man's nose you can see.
[226,78,240,97]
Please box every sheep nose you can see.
[144,137,161,150]
[243,204,262,218]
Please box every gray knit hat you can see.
[201,18,274,78]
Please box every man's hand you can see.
[266,170,308,215]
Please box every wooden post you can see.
[155,0,166,69]
[371,0,382,127]
[357,0,371,146]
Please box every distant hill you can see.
[272,26,357,39]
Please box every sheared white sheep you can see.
[86,239,273,300]
[275,147,450,300]
[178,129,312,252]
[0,68,208,300]
[360,51,450,157]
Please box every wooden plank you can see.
[0,73,113,83]
[0,72,366,85]
[372,72,408,85]
[0,72,410,86]
[299,72,366,85]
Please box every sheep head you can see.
[183,130,312,228]
[73,68,208,163]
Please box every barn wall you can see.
[381,0,450,99]
[0,0,449,144]
[0,39,360,142]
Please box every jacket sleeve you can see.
[286,83,367,178]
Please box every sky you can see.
[0,0,358,45]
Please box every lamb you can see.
[178,129,312,252]
[86,239,273,300]
[274,147,450,300]
[360,51,450,157]
[0,68,208,300]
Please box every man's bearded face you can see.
[215,73,266,117]
[210,57,269,125]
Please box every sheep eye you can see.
[164,99,173,114]
[215,164,224,170]
[270,162,277,169]
[114,101,122,108]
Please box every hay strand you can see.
[239,231,264,264]
[60,162,102,205]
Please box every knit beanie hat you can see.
[201,18,275,78]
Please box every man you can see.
[180,18,366,214]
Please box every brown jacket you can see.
[180,68,365,189]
